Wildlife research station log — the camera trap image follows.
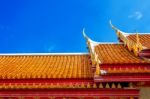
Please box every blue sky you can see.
[0,0,150,53]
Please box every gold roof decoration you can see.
[110,21,143,56]
[82,29,101,76]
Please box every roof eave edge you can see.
[0,53,89,56]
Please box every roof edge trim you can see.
[0,53,89,56]
[95,42,124,44]
[124,33,150,35]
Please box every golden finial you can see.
[136,30,140,44]
[133,30,143,55]
[95,53,100,75]
[95,63,100,75]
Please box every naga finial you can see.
[82,28,89,41]
[109,20,119,31]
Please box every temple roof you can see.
[0,54,93,79]
[127,34,150,49]
[109,21,150,57]
[82,28,150,65]
[94,44,149,64]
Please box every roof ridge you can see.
[95,42,123,44]
[125,33,150,35]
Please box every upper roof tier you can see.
[109,21,150,57]
[127,34,150,49]
[0,54,93,79]
[82,28,150,65]
[82,24,150,77]
[95,43,149,64]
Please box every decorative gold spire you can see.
[132,31,142,56]
[136,32,140,44]
[110,21,143,56]
[82,29,101,76]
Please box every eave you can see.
[0,88,139,98]
[94,74,150,82]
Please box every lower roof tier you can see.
[0,54,93,79]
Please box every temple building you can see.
[0,22,150,99]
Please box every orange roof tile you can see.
[0,55,93,79]
[95,44,149,64]
[127,34,150,49]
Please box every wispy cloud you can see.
[128,11,143,20]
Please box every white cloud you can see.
[128,11,143,20]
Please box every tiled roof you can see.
[95,44,149,64]
[0,55,93,79]
[127,34,150,49]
